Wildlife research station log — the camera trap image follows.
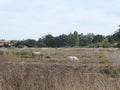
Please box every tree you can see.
[73,31,79,46]
[115,26,120,40]
[92,34,105,43]
[23,39,37,47]
[79,33,94,46]
[106,35,116,43]
[43,34,55,47]
[54,34,68,47]
[102,38,111,48]
[13,39,37,48]
[37,38,45,47]
[68,31,79,47]
[114,25,120,47]
[13,40,24,48]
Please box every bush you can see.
[112,67,120,75]
[45,56,51,58]
[0,51,4,56]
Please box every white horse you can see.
[67,56,79,62]
[32,52,43,59]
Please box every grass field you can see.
[0,48,120,90]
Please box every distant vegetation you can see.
[12,26,120,48]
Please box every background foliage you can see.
[12,27,120,48]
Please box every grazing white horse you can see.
[67,56,79,62]
[32,52,43,59]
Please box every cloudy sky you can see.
[0,0,120,40]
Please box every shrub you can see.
[112,67,120,75]
[0,51,4,56]
[45,55,51,58]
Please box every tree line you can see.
[12,27,120,48]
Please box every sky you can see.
[0,0,120,40]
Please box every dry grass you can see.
[0,48,119,90]
[0,62,120,90]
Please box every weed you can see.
[0,51,4,55]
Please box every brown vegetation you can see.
[0,48,119,90]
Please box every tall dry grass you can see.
[0,48,119,90]
[0,62,119,90]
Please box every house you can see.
[0,40,11,47]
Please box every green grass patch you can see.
[0,51,4,56]
[90,53,108,63]
[112,67,120,75]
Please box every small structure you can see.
[0,40,11,47]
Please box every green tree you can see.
[37,38,45,47]
[54,34,68,47]
[92,34,105,43]
[43,34,55,47]
[106,35,116,43]
[114,25,120,47]
[73,31,79,46]
[68,31,79,47]
[102,38,111,48]
[79,33,94,46]
[23,39,37,47]
[13,40,25,48]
